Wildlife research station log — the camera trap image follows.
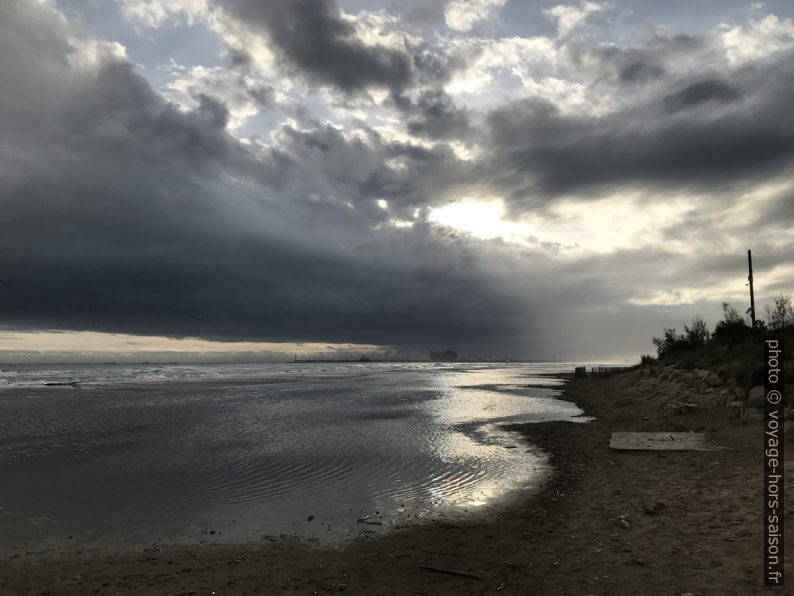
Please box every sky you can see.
[1,0,793,363]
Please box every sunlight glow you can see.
[428,199,536,244]
[427,192,707,256]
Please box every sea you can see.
[0,362,589,552]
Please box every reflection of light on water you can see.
[270,365,580,539]
[425,368,580,428]
[413,422,548,513]
[411,367,583,512]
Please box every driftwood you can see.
[44,381,81,387]
[670,400,698,408]
[418,565,483,581]
[356,515,383,525]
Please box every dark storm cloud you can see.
[0,1,530,354]
[222,47,276,109]
[486,49,794,205]
[391,88,471,139]
[401,0,446,27]
[563,32,709,86]
[662,79,740,113]
[227,47,252,69]
[754,191,794,229]
[221,0,415,93]
[618,60,665,84]
[270,120,478,220]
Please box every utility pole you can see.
[747,249,756,328]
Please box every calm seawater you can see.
[0,362,586,551]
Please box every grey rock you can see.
[748,386,765,407]
[664,402,686,416]
[643,502,666,515]
[726,401,745,418]
[719,390,731,406]
[706,373,724,387]
[742,406,764,424]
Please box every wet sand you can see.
[1,371,791,595]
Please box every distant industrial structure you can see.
[430,350,458,362]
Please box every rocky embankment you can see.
[631,365,792,424]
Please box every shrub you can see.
[652,317,710,358]
[640,354,656,366]
[647,300,792,390]
[652,327,685,358]
[684,316,710,346]
[722,302,744,325]
[765,293,794,331]
[733,359,765,388]
[713,302,750,341]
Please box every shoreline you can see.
[2,371,791,594]
[0,362,562,394]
